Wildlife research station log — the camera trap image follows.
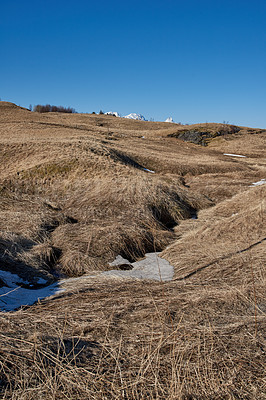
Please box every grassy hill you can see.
[0,101,265,399]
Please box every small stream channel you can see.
[0,209,199,312]
[0,251,174,312]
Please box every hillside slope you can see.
[0,102,265,399]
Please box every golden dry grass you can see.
[0,277,265,399]
[163,184,265,283]
[0,101,265,399]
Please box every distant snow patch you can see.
[105,111,120,117]
[124,113,147,121]
[249,179,266,187]
[223,153,246,158]
[165,117,175,123]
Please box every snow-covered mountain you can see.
[105,111,121,117]
[165,117,175,123]
[124,113,147,121]
[102,111,176,123]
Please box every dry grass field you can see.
[0,101,265,399]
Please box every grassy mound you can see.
[0,173,211,279]
[163,184,266,284]
[168,122,265,146]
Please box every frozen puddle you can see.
[0,270,63,312]
[223,153,246,158]
[104,252,174,281]
[0,253,174,312]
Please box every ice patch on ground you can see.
[0,270,63,312]
[0,252,174,311]
[249,179,266,187]
[104,252,174,281]
[109,255,132,267]
[37,278,48,284]
[143,168,155,173]
[223,153,246,158]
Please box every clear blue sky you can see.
[1,0,266,127]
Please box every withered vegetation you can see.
[0,101,265,399]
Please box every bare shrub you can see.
[33,104,76,113]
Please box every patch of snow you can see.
[249,179,266,187]
[105,252,174,281]
[0,270,63,312]
[123,113,147,121]
[104,111,121,117]
[109,255,131,267]
[143,168,155,174]
[0,270,29,287]
[37,278,48,284]
[165,117,175,123]
[223,153,246,158]
[0,250,175,311]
